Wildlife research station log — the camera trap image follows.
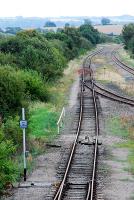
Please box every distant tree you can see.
[79,24,100,44]
[101,18,110,25]
[5,27,22,34]
[122,23,134,47]
[84,19,92,25]
[65,23,70,27]
[44,21,56,27]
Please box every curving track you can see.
[53,46,134,200]
[53,50,102,200]
[112,50,134,76]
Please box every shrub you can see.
[2,116,23,149]
[0,30,67,80]
[0,52,16,66]
[0,130,18,193]
[0,66,25,118]
[17,70,49,101]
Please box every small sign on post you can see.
[20,108,27,181]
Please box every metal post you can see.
[22,108,26,181]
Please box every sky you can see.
[0,0,134,17]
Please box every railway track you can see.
[53,50,102,200]
[83,47,134,107]
[112,50,134,76]
[84,81,134,106]
[53,46,134,200]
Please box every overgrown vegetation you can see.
[0,25,101,193]
[122,23,134,58]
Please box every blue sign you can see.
[20,120,28,129]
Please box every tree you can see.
[0,30,66,80]
[65,23,70,27]
[5,27,22,34]
[0,66,25,118]
[84,19,92,25]
[122,23,134,47]
[79,24,100,44]
[44,21,56,27]
[0,131,17,192]
[101,18,110,25]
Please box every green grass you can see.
[108,117,134,174]
[29,103,59,140]
[107,117,129,138]
[119,49,134,68]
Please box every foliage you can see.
[84,19,92,25]
[79,24,100,44]
[2,116,23,149]
[0,66,49,118]
[0,131,18,193]
[122,23,134,56]
[0,66,25,118]
[122,23,134,47]
[0,30,66,80]
[99,33,123,44]
[17,70,49,101]
[101,18,111,25]
[0,24,101,193]
[5,27,22,35]
[0,52,16,66]
[45,27,93,60]
[44,21,56,27]
[65,23,70,27]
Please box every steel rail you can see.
[112,51,134,76]
[84,82,134,107]
[83,50,102,200]
[54,49,102,200]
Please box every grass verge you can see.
[118,49,134,68]
[107,116,134,174]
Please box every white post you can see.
[22,108,26,181]
[57,107,65,134]
[58,125,60,134]
[63,107,65,117]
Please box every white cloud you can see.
[0,0,134,17]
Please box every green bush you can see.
[0,131,18,193]
[0,66,49,118]
[0,52,16,66]
[2,116,23,149]
[0,30,67,80]
[0,66,25,118]
[17,70,49,101]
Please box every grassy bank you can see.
[107,116,134,174]
[118,49,134,68]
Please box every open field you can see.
[94,24,123,35]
